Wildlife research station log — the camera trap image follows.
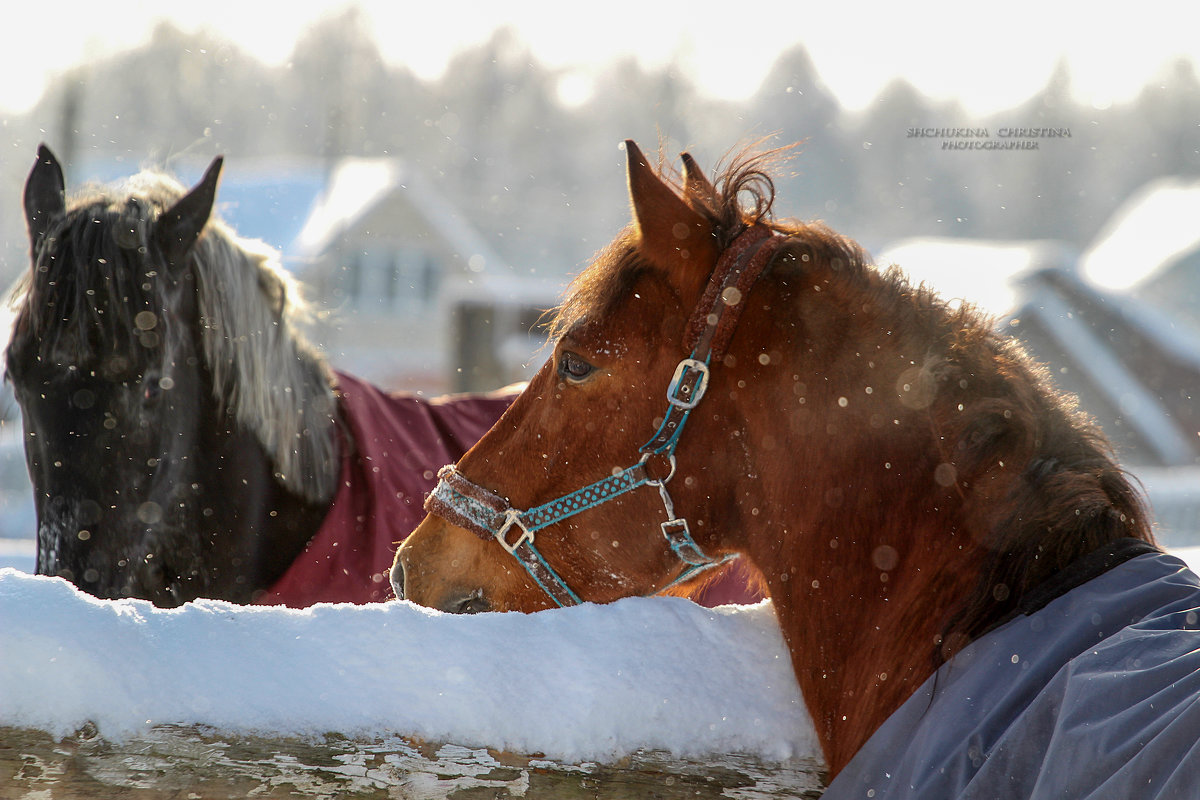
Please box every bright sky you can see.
[3,1,1199,116]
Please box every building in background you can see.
[1080,176,1200,332]
[285,157,557,392]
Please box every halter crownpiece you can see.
[424,224,784,607]
[685,223,780,360]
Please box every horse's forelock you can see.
[10,190,162,369]
[548,229,646,343]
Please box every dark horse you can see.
[396,142,1200,795]
[5,146,513,607]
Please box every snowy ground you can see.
[3,544,1198,767]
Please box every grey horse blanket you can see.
[823,540,1200,799]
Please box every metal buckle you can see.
[667,358,709,410]
[495,509,534,555]
[661,517,710,566]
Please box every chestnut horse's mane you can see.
[551,144,1153,662]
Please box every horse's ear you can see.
[155,155,224,266]
[24,144,66,250]
[625,140,716,286]
[680,151,719,214]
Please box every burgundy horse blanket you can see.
[257,371,514,606]
[823,540,1200,800]
[257,371,761,608]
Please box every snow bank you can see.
[8,549,1196,767]
[0,568,816,764]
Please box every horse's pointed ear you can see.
[24,144,66,250]
[625,140,715,282]
[680,151,719,214]
[155,155,224,266]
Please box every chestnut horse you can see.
[396,142,1200,794]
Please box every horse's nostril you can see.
[455,592,490,615]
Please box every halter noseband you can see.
[426,224,783,607]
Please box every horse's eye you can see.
[558,351,594,383]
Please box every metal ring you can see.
[640,452,677,486]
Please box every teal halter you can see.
[425,224,782,607]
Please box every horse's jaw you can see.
[34,512,193,607]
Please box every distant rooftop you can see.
[71,155,517,278]
[1080,176,1200,292]
[292,157,513,278]
[875,237,1078,317]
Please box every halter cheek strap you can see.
[425,224,783,607]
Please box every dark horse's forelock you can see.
[12,189,164,370]
[6,170,338,505]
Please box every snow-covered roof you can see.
[875,237,1077,317]
[292,159,399,258]
[293,158,514,275]
[1080,176,1200,292]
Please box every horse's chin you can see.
[121,565,192,608]
[36,515,203,607]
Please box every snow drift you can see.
[0,568,818,764]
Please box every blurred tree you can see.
[25,21,283,162]
[852,78,977,243]
[422,27,583,272]
[286,7,414,159]
[1130,58,1200,178]
[969,59,1089,242]
[744,45,854,227]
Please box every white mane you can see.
[191,220,339,504]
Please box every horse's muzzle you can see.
[391,540,494,614]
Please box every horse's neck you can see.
[722,302,983,774]
[759,522,977,775]
[199,413,332,601]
